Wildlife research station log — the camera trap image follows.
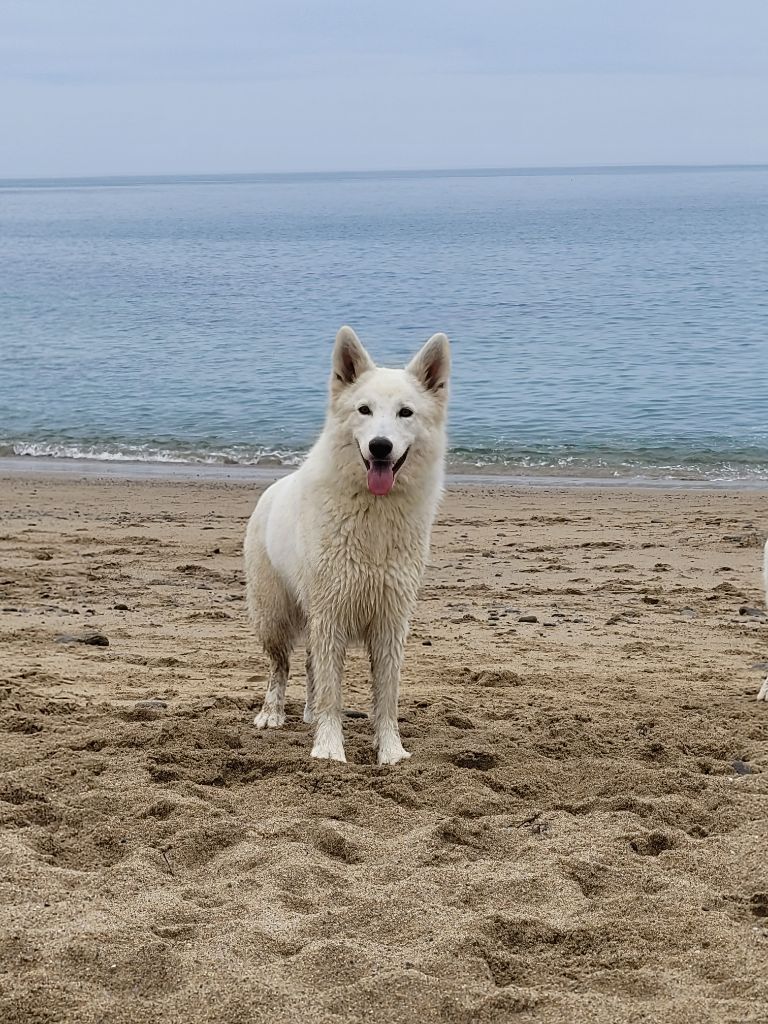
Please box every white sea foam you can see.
[2,440,305,467]
[2,437,767,483]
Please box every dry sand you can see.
[1,471,767,1023]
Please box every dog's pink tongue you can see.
[367,461,395,496]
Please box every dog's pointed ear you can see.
[407,333,451,395]
[332,326,375,391]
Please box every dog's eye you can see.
[398,407,413,418]
[358,405,372,416]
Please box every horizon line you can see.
[2,161,768,186]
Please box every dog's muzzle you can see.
[359,447,409,496]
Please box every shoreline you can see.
[1,454,767,490]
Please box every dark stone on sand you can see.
[642,596,660,605]
[518,614,538,623]
[55,632,110,647]
[739,606,766,618]
[344,709,368,719]
[724,533,763,548]
[114,603,130,611]
[733,760,753,775]
[422,639,432,645]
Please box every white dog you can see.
[244,326,450,764]
[759,540,768,702]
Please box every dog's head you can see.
[328,326,451,497]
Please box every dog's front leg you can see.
[309,618,347,762]
[368,624,411,766]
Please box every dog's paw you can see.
[254,708,286,729]
[758,679,768,702]
[377,742,412,766]
[310,741,347,762]
[303,703,315,724]
[311,718,346,761]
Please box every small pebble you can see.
[518,614,538,624]
[733,760,752,776]
[739,606,766,618]
[55,632,110,647]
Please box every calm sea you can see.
[1,166,766,481]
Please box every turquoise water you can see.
[1,166,766,480]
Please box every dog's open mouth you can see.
[360,448,409,496]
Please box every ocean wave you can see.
[450,445,768,482]
[1,437,767,483]
[0,439,305,468]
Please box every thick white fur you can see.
[758,540,768,702]
[244,327,450,763]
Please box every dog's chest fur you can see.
[309,495,429,632]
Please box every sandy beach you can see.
[1,469,767,1023]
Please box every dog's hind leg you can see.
[368,622,410,766]
[246,538,299,729]
[254,637,293,729]
[304,648,315,724]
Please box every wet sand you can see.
[1,472,767,1023]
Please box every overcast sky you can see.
[3,0,768,177]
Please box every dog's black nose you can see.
[368,437,393,460]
